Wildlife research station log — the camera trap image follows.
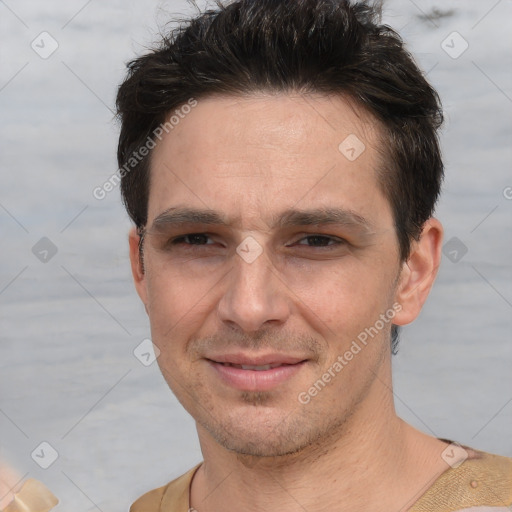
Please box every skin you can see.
[129,93,448,511]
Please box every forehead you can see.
[147,93,390,230]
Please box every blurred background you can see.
[1,0,511,510]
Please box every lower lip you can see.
[208,361,306,391]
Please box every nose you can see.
[217,246,291,333]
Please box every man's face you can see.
[132,94,404,456]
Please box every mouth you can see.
[206,355,308,391]
[216,362,292,371]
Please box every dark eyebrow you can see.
[150,208,230,232]
[149,206,374,233]
[274,208,374,232]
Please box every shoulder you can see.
[129,484,166,512]
[411,445,512,512]
[130,464,202,512]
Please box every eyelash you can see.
[167,233,346,249]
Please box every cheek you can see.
[144,261,212,343]
[296,258,375,302]
[288,260,395,342]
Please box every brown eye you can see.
[294,235,345,248]
[171,233,213,246]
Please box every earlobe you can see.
[393,218,443,326]
[128,227,149,310]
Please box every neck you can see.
[190,369,449,512]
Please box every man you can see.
[115,0,512,510]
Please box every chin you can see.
[201,406,330,459]
[223,433,311,458]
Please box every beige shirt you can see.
[130,446,512,512]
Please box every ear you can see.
[128,227,149,313]
[392,218,443,326]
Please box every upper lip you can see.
[206,353,307,366]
